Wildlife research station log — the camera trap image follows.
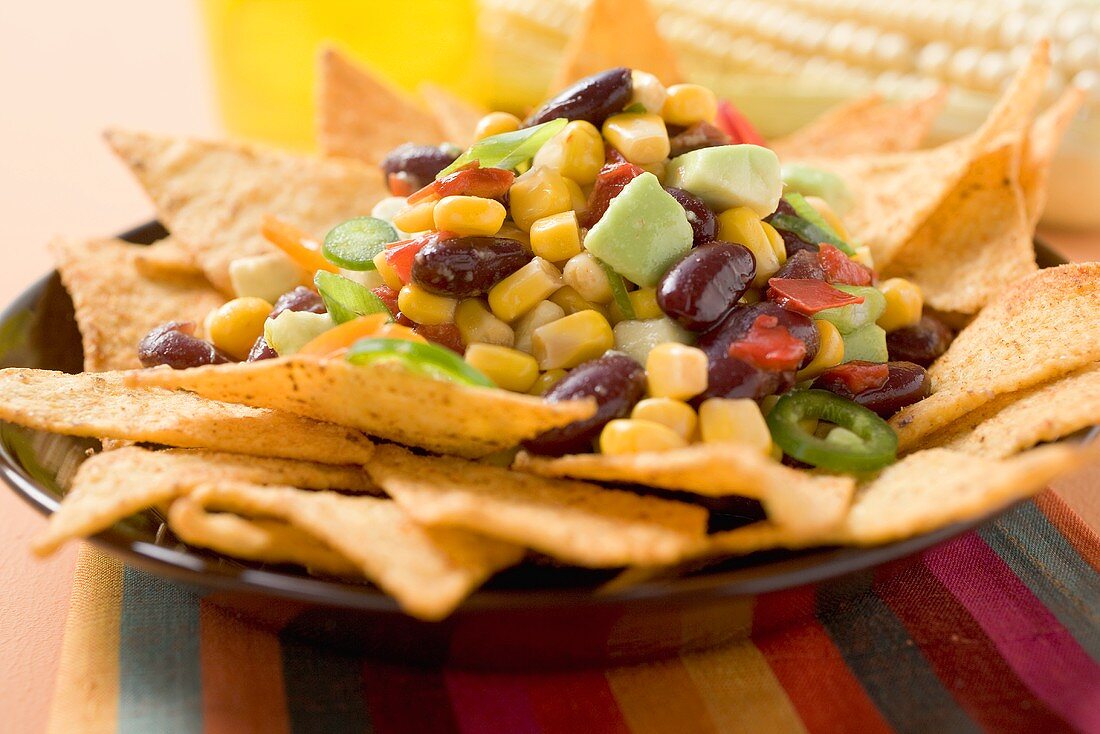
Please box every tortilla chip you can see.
[32,446,375,556]
[891,262,1100,450]
[181,482,523,620]
[419,83,485,148]
[550,0,683,91]
[0,369,375,465]
[1021,88,1085,229]
[920,363,1100,458]
[316,47,443,165]
[132,237,204,280]
[369,444,708,567]
[126,357,594,458]
[105,129,385,293]
[167,496,360,577]
[881,140,1036,314]
[773,89,947,160]
[51,237,224,372]
[515,444,855,535]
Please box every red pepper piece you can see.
[817,361,890,394]
[384,231,456,284]
[715,100,766,146]
[387,173,415,197]
[407,164,514,204]
[370,285,400,315]
[604,147,628,165]
[581,161,646,227]
[818,244,873,286]
[728,314,807,371]
[413,322,465,355]
[767,278,865,315]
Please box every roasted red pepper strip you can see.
[728,314,807,371]
[767,278,865,315]
[582,161,646,227]
[387,173,416,197]
[818,244,873,286]
[370,285,400,315]
[818,361,890,394]
[384,231,455,284]
[716,100,766,146]
[407,164,515,204]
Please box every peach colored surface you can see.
[0,4,1097,732]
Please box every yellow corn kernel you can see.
[852,244,875,270]
[661,84,718,126]
[206,297,273,361]
[464,344,539,392]
[549,285,599,316]
[698,398,772,453]
[718,207,780,287]
[397,284,457,326]
[488,257,564,322]
[645,343,709,400]
[796,320,845,380]
[391,199,437,233]
[474,111,521,140]
[562,177,589,214]
[496,222,531,249]
[433,195,506,236]
[600,419,688,455]
[762,221,787,267]
[631,397,698,441]
[877,278,924,332]
[562,252,613,304]
[528,368,567,395]
[530,211,582,263]
[627,288,662,320]
[455,298,515,347]
[513,299,566,354]
[629,70,668,113]
[531,309,614,370]
[532,120,605,186]
[509,167,573,231]
[638,160,667,182]
[601,113,670,165]
[372,250,404,290]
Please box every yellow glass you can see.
[200,0,480,149]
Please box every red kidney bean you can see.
[524,68,633,128]
[524,352,647,456]
[664,187,717,246]
[814,361,931,417]
[138,322,230,369]
[380,143,459,193]
[411,236,531,298]
[269,286,326,319]
[657,242,756,332]
[247,336,278,362]
[668,122,731,158]
[772,249,826,281]
[413,323,465,355]
[885,315,954,368]
[694,356,797,405]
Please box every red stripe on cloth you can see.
[926,532,1100,732]
[361,661,460,734]
[876,556,1069,733]
[1035,490,1100,573]
[753,587,894,734]
[198,601,290,734]
[445,670,543,733]
[523,670,630,733]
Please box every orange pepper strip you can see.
[297,314,392,358]
[374,323,428,343]
[261,215,340,274]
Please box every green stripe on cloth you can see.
[117,567,203,734]
[279,628,373,733]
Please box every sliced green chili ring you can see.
[345,337,494,388]
[598,257,635,321]
[766,389,897,473]
[322,216,398,270]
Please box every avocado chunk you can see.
[814,285,886,335]
[583,172,693,287]
[841,323,888,364]
[612,317,693,364]
[780,163,854,215]
[264,310,334,356]
[665,144,782,217]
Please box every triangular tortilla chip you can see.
[772,88,947,160]
[1021,87,1085,229]
[51,237,224,372]
[550,0,683,90]
[32,446,376,556]
[881,140,1036,314]
[0,369,376,465]
[316,47,443,165]
[132,237,205,280]
[125,357,595,458]
[181,482,523,620]
[369,445,708,567]
[515,444,855,535]
[890,262,1100,450]
[105,129,385,293]
[419,82,485,148]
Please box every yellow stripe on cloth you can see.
[47,546,123,734]
[606,658,720,734]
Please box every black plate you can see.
[0,225,1077,668]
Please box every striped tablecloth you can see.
[47,489,1100,734]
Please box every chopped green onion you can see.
[780,193,856,255]
[314,271,392,325]
[438,118,567,177]
[345,337,494,387]
[766,389,897,473]
[322,217,397,271]
[598,258,635,320]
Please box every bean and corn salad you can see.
[137,68,957,474]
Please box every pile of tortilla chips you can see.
[2,1,1097,621]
